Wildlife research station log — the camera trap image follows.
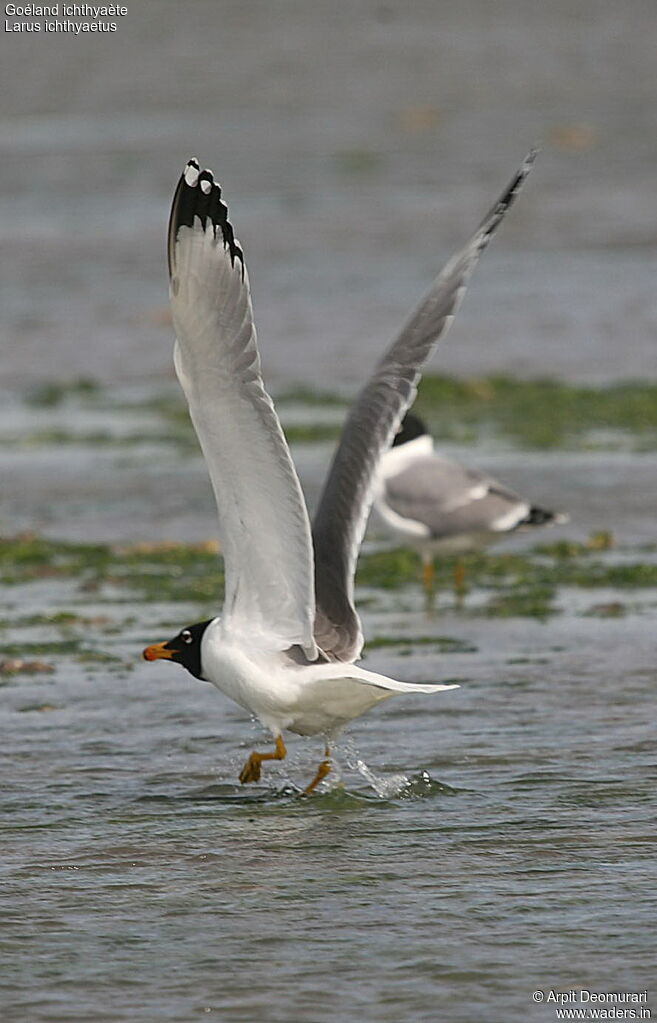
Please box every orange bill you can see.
[143,642,175,662]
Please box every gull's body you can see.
[373,412,567,595]
[144,152,536,789]
[199,620,444,738]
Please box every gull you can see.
[374,411,568,599]
[143,151,536,792]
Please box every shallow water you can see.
[2,2,657,1021]
[2,649,656,1023]
[2,468,656,1021]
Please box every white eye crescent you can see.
[181,630,193,644]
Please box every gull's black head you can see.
[143,620,212,680]
[393,412,428,448]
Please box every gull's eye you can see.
[181,629,193,645]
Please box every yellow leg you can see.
[422,557,435,597]
[239,735,287,784]
[453,558,466,603]
[302,745,331,796]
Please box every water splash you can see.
[354,758,411,797]
[353,760,457,798]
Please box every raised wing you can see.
[313,150,537,661]
[169,160,317,657]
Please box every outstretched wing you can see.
[313,150,537,661]
[169,160,317,657]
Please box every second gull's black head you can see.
[392,413,428,448]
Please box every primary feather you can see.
[168,161,317,657]
[313,149,538,661]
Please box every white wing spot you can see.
[492,503,529,532]
[200,179,212,194]
[184,164,200,187]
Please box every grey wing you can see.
[169,161,317,657]
[312,150,537,661]
[386,457,493,520]
[384,458,530,538]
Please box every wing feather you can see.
[313,150,537,661]
[169,161,317,656]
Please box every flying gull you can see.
[143,151,536,792]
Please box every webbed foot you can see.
[238,735,286,785]
[302,745,332,795]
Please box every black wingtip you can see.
[478,146,539,243]
[167,158,245,279]
[522,504,568,527]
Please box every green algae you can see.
[0,536,224,604]
[2,535,657,630]
[1,423,340,451]
[277,386,347,408]
[483,585,557,621]
[357,543,657,619]
[25,376,102,408]
[15,374,657,453]
[279,374,657,451]
[0,534,654,595]
[284,424,341,444]
[356,548,423,590]
[0,429,190,450]
[366,635,478,653]
[2,611,133,633]
[1,529,657,681]
[0,639,82,657]
[0,638,123,666]
[0,535,111,584]
[414,375,657,450]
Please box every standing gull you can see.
[143,151,536,792]
[373,412,568,599]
